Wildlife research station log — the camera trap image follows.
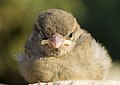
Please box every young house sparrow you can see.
[17,9,112,83]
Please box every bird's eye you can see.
[40,30,48,40]
[68,32,73,38]
[42,37,48,40]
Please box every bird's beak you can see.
[41,33,72,48]
[49,33,65,48]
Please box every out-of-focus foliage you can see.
[0,0,119,85]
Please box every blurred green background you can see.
[0,0,120,85]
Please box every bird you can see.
[17,9,112,83]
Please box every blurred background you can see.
[0,0,120,85]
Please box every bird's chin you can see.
[49,49,62,57]
[45,48,64,57]
[43,45,69,57]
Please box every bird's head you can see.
[26,9,81,57]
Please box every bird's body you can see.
[17,9,111,83]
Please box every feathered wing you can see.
[74,29,112,79]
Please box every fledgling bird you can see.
[17,9,112,83]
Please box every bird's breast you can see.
[32,56,81,82]
[32,57,64,81]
